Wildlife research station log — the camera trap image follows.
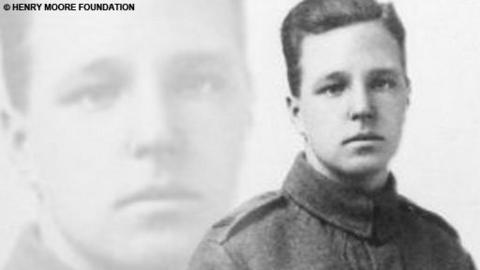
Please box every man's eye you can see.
[61,85,121,111]
[316,83,346,96]
[174,74,226,98]
[80,89,120,110]
[369,78,397,91]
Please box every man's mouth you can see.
[115,187,202,209]
[342,133,385,145]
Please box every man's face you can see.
[289,21,409,182]
[13,1,249,268]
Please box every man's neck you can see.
[304,149,390,193]
[38,213,187,270]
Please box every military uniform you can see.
[3,225,73,270]
[189,153,476,270]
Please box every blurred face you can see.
[13,1,249,269]
[288,21,409,186]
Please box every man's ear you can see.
[405,76,412,106]
[286,95,306,137]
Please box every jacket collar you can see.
[4,225,73,270]
[282,153,401,243]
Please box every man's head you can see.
[282,0,405,97]
[283,0,410,190]
[1,0,250,269]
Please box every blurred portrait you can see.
[0,0,250,269]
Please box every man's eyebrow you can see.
[368,68,403,78]
[167,52,234,70]
[311,71,348,88]
[80,58,128,76]
[309,71,349,92]
[55,58,129,96]
[324,71,349,81]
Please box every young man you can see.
[189,0,476,269]
[0,0,251,269]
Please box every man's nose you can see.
[128,88,177,159]
[348,83,376,121]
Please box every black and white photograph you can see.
[0,0,478,269]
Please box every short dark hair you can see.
[281,0,406,97]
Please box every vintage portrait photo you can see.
[0,0,478,269]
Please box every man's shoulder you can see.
[397,195,459,239]
[203,190,288,244]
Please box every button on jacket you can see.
[189,153,476,270]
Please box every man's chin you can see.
[333,156,390,181]
[125,222,204,248]
[105,232,199,270]
[105,252,190,270]
[112,209,213,252]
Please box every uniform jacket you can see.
[189,153,476,270]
